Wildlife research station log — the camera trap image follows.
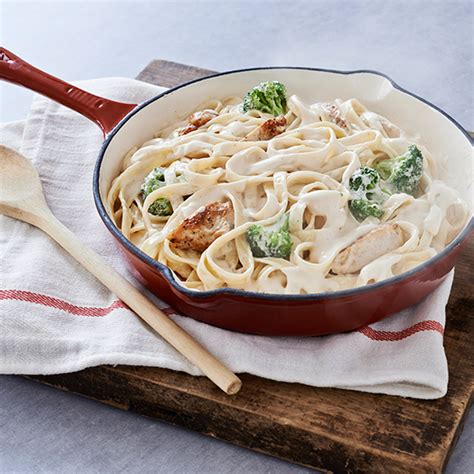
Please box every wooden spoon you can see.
[0,145,242,395]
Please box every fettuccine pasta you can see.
[106,84,469,294]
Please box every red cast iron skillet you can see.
[1,47,472,336]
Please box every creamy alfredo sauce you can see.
[106,95,470,294]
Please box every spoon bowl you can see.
[0,145,50,224]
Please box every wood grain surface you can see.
[26,60,474,473]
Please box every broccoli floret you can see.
[374,145,423,195]
[349,199,384,222]
[148,198,173,216]
[141,167,165,196]
[349,166,381,199]
[348,166,388,221]
[141,167,173,216]
[242,81,288,116]
[246,215,293,259]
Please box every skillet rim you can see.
[93,66,474,301]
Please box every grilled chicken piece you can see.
[322,103,349,132]
[243,116,287,141]
[168,201,234,251]
[331,224,404,275]
[179,109,218,135]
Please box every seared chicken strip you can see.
[243,116,287,141]
[179,109,219,135]
[168,201,234,251]
[331,224,404,274]
[322,103,349,132]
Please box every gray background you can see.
[0,0,472,472]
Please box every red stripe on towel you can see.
[0,289,444,340]
[0,289,127,317]
[357,320,444,341]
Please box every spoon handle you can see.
[36,213,241,395]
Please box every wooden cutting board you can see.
[26,60,473,473]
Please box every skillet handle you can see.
[0,47,137,135]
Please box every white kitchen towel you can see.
[0,78,452,399]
